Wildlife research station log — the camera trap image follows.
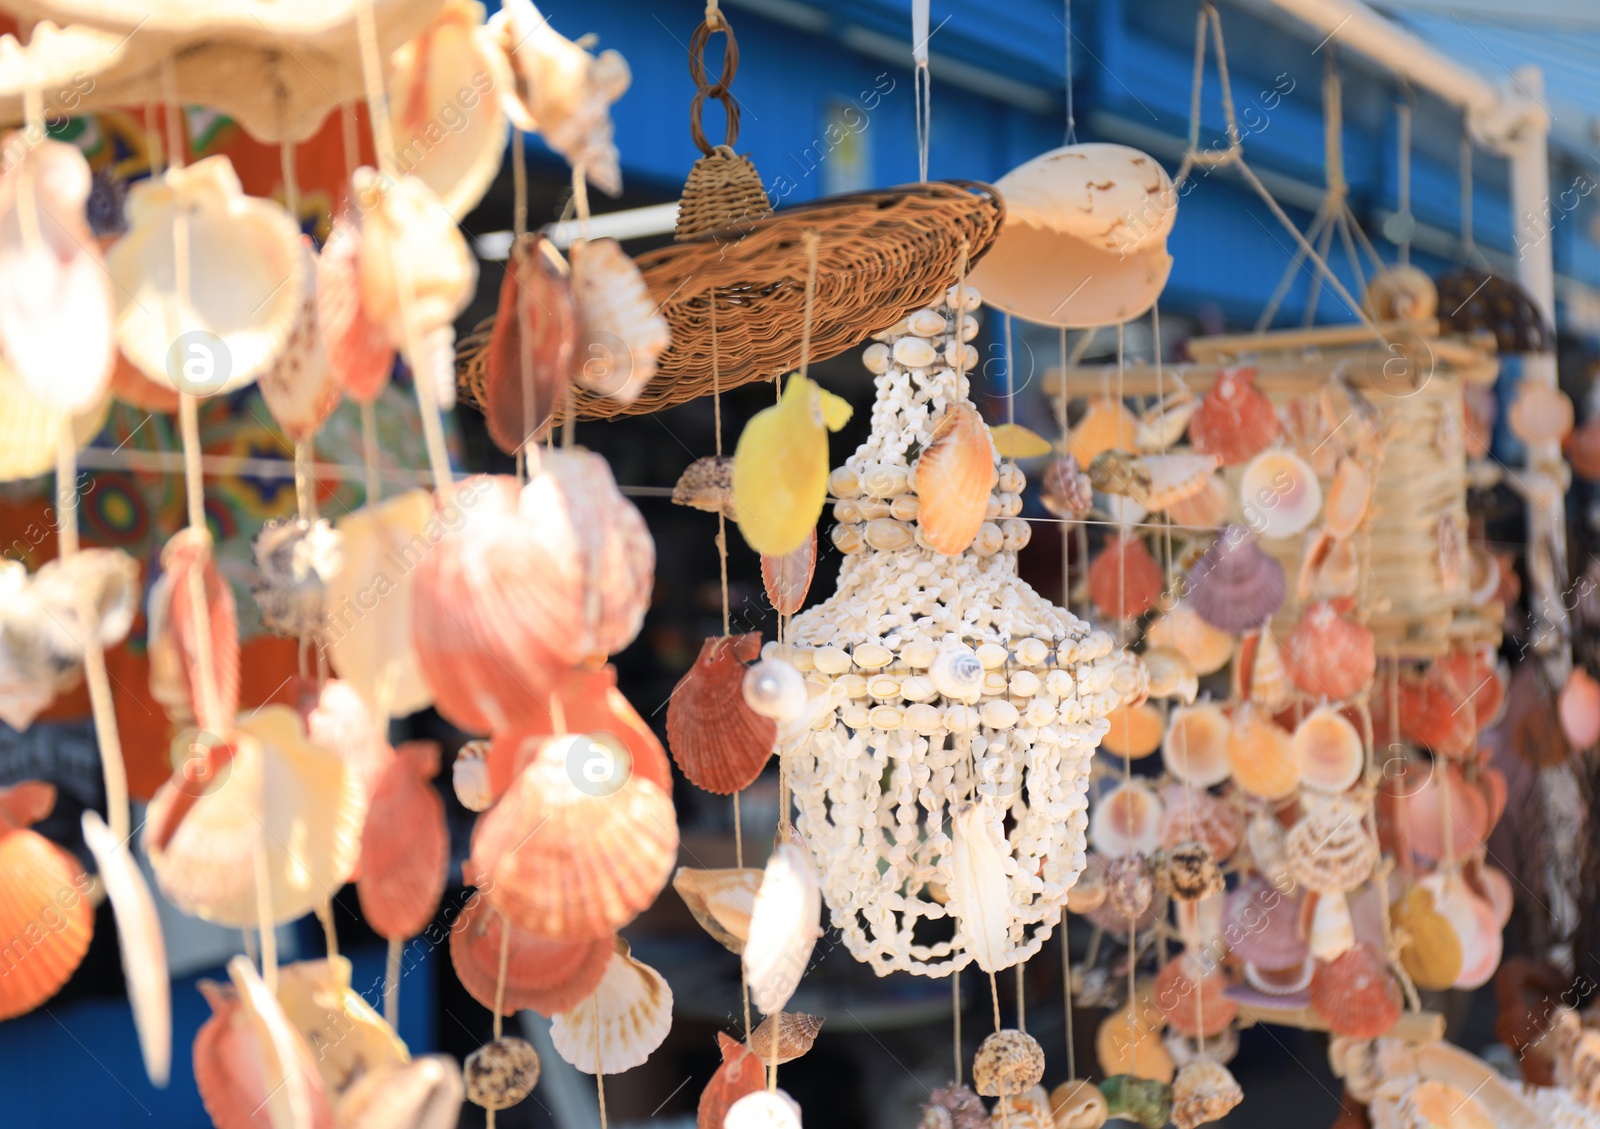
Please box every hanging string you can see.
[384,937,402,1027]
[952,970,963,1083]
[561,163,592,453]
[1063,0,1077,144]
[913,0,931,183]
[1396,86,1413,268]
[1060,907,1076,1077]
[1014,963,1025,1032]
[596,1021,609,1129]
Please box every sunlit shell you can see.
[1155,954,1237,1038]
[1309,942,1401,1039]
[251,515,342,640]
[726,1089,804,1129]
[258,237,338,441]
[1392,887,1462,992]
[81,810,169,1086]
[1559,667,1600,750]
[1067,398,1139,464]
[276,956,408,1101]
[1158,784,1241,861]
[1090,781,1163,858]
[1142,647,1197,705]
[145,706,365,928]
[484,234,576,453]
[973,1029,1046,1097]
[1162,702,1231,787]
[336,1055,464,1129]
[1050,1079,1111,1129]
[1088,535,1163,621]
[0,782,92,1021]
[1146,606,1233,676]
[0,136,112,411]
[1227,703,1298,800]
[744,843,821,1014]
[914,405,998,556]
[567,236,670,403]
[1292,706,1364,794]
[550,937,673,1074]
[358,740,447,940]
[489,0,631,195]
[1507,380,1574,444]
[1186,526,1285,634]
[733,374,852,558]
[1322,457,1372,539]
[19,547,140,669]
[991,422,1053,459]
[763,529,817,615]
[464,1036,539,1112]
[469,732,676,940]
[1170,1060,1241,1129]
[1284,600,1375,701]
[1189,367,1278,466]
[1101,701,1164,758]
[449,894,612,1015]
[318,211,395,404]
[1224,873,1305,970]
[1096,1006,1174,1083]
[1239,449,1322,538]
[323,489,434,718]
[148,527,239,735]
[750,1012,824,1065]
[1419,875,1501,990]
[305,679,390,804]
[673,867,761,954]
[1041,455,1094,519]
[1286,797,1377,894]
[195,972,335,1129]
[699,1032,765,1129]
[667,633,777,795]
[1364,265,1438,321]
[108,155,303,393]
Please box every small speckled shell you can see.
[972,1029,1046,1097]
[464,1037,540,1112]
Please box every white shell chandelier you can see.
[782,283,1138,976]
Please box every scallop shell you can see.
[744,843,821,1014]
[1088,535,1163,621]
[1162,702,1231,787]
[1419,874,1501,990]
[1170,1060,1241,1129]
[1309,942,1401,1039]
[673,867,761,954]
[1145,606,1233,676]
[20,547,140,664]
[469,732,676,941]
[1296,528,1360,602]
[1364,265,1438,321]
[388,1,510,220]
[992,1085,1056,1129]
[1158,784,1242,862]
[1096,1007,1174,1083]
[726,1089,803,1129]
[145,706,365,928]
[1142,647,1198,705]
[258,237,338,441]
[1189,367,1279,466]
[0,352,107,483]
[464,1039,539,1113]
[1284,600,1375,701]
[0,782,92,1022]
[195,967,335,1129]
[275,956,408,1101]
[323,489,435,718]
[337,1056,464,1129]
[108,155,303,393]
[1166,474,1230,531]
[700,1032,766,1129]
[1050,1080,1110,1129]
[489,0,630,195]
[750,1012,824,1065]
[1133,452,1220,512]
[449,894,611,1016]
[1507,379,1574,444]
[358,740,447,941]
[355,167,477,354]
[1101,701,1165,758]
[1041,455,1094,519]
[1186,526,1285,633]
[762,529,816,615]
[1559,667,1600,750]
[318,210,395,404]
[1392,886,1462,992]
[1154,954,1237,1038]
[1286,797,1377,894]
[1293,706,1364,794]
[1090,780,1163,857]
[149,527,239,735]
[1227,703,1299,800]
[81,810,169,1086]
[1066,861,1109,914]
[568,237,670,403]
[1224,873,1305,970]
[305,678,390,803]
[1067,398,1139,464]
[915,405,998,555]
[550,937,673,1074]
[1239,449,1322,538]
[484,233,576,452]
[973,1029,1046,1097]
[0,136,112,411]
[666,633,777,795]
[250,515,342,639]
[1323,457,1372,539]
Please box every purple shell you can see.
[1187,525,1286,634]
[1224,874,1306,970]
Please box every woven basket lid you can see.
[1436,269,1552,355]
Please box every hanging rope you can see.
[1063,0,1077,144]
[912,0,931,182]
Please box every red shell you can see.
[154,528,240,736]
[1088,535,1164,621]
[1566,416,1600,481]
[1399,761,1489,861]
[1394,667,1477,757]
[1284,600,1375,702]
[358,741,448,940]
[1309,942,1402,1038]
[1154,954,1237,1037]
[0,783,93,1021]
[698,1032,765,1129]
[193,979,335,1129]
[666,634,778,795]
[1189,366,1280,466]
[761,528,817,616]
[483,234,576,455]
[1158,783,1242,862]
[448,893,611,1016]
[318,211,394,404]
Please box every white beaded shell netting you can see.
[781,283,1139,977]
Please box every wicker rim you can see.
[459,178,1005,421]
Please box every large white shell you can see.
[725,1089,803,1129]
[1089,781,1163,858]
[744,843,821,1015]
[568,237,669,404]
[227,955,327,1129]
[949,802,1013,974]
[1239,449,1323,539]
[550,938,673,1074]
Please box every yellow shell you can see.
[1101,701,1164,758]
[990,422,1053,459]
[0,353,106,482]
[1095,1005,1174,1084]
[1146,605,1234,676]
[1392,887,1463,992]
[732,374,852,557]
[915,405,999,555]
[275,956,409,1100]
[1066,397,1138,464]
[1227,703,1299,800]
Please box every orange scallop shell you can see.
[193,978,336,1129]
[483,234,576,454]
[1163,703,1231,787]
[666,634,778,795]
[1102,701,1165,758]
[318,210,395,404]
[698,1031,766,1129]
[357,741,448,940]
[1284,600,1375,701]
[1154,954,1237,1038]
[1166,473,1230,529]
[1088,535,1163,621]
[1437,647,1505,727]
[0,782,93,1021]
[468,733,678,940]
[1158,784,1242,862]
[1309,942,1401,1039]
[1227,703,1299,800]
[1068,397,1139,464]
[449,893,612,1016]
[915,405,998,555]
[1399,762,1489,861]
[1189,366,1279,466]
[151,527,240,735]
[1292,706,1364,794]
[1148,605,1235,676]
[1391,665,1478,757]
[1559,667,1600,751]
[762,529,816,616]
